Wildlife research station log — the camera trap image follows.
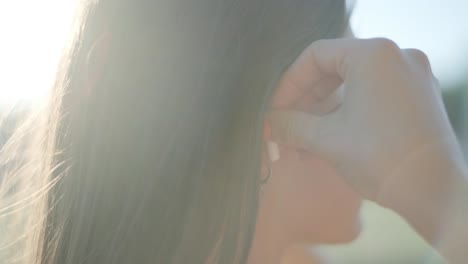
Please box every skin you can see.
[247,145,362,264]
[247,26,361,264]
[282,245,328,264]
[258,34,468,263]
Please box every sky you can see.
[0,0,467,107]
[350,0,468,87]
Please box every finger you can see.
[272,38,360,109]
[294,77,344,114]
[267,109,327,154]
[307,82,344,115]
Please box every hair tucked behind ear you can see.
[0,0,350,263]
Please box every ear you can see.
[85,31,111,96]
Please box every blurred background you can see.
[0,0,466,263]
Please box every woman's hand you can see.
[269,37,462,201]
[268,38,468,262]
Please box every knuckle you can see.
[406,48,432,71]
[368,38,401,56]
[357,38,404,70]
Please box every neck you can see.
[247,226,285,264]
[247,222,325,264]
[247,211,292,264]
[282,245,325,264]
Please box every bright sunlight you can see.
[2,0,467,108]
[0,0,79,109]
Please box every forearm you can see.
[377,137,468,263]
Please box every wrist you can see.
[376,136,468,243]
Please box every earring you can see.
[260,156,273,185]
[260,140,280,196]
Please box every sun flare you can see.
[0,0,79,108]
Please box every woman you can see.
[0,1,359,263]
[1,0,467,263]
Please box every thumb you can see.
[268,109,335,157]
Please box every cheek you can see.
[272,149,359,209]
[267,148,362,241]
[302,158,361,219]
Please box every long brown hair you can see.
[0,0,349,263]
